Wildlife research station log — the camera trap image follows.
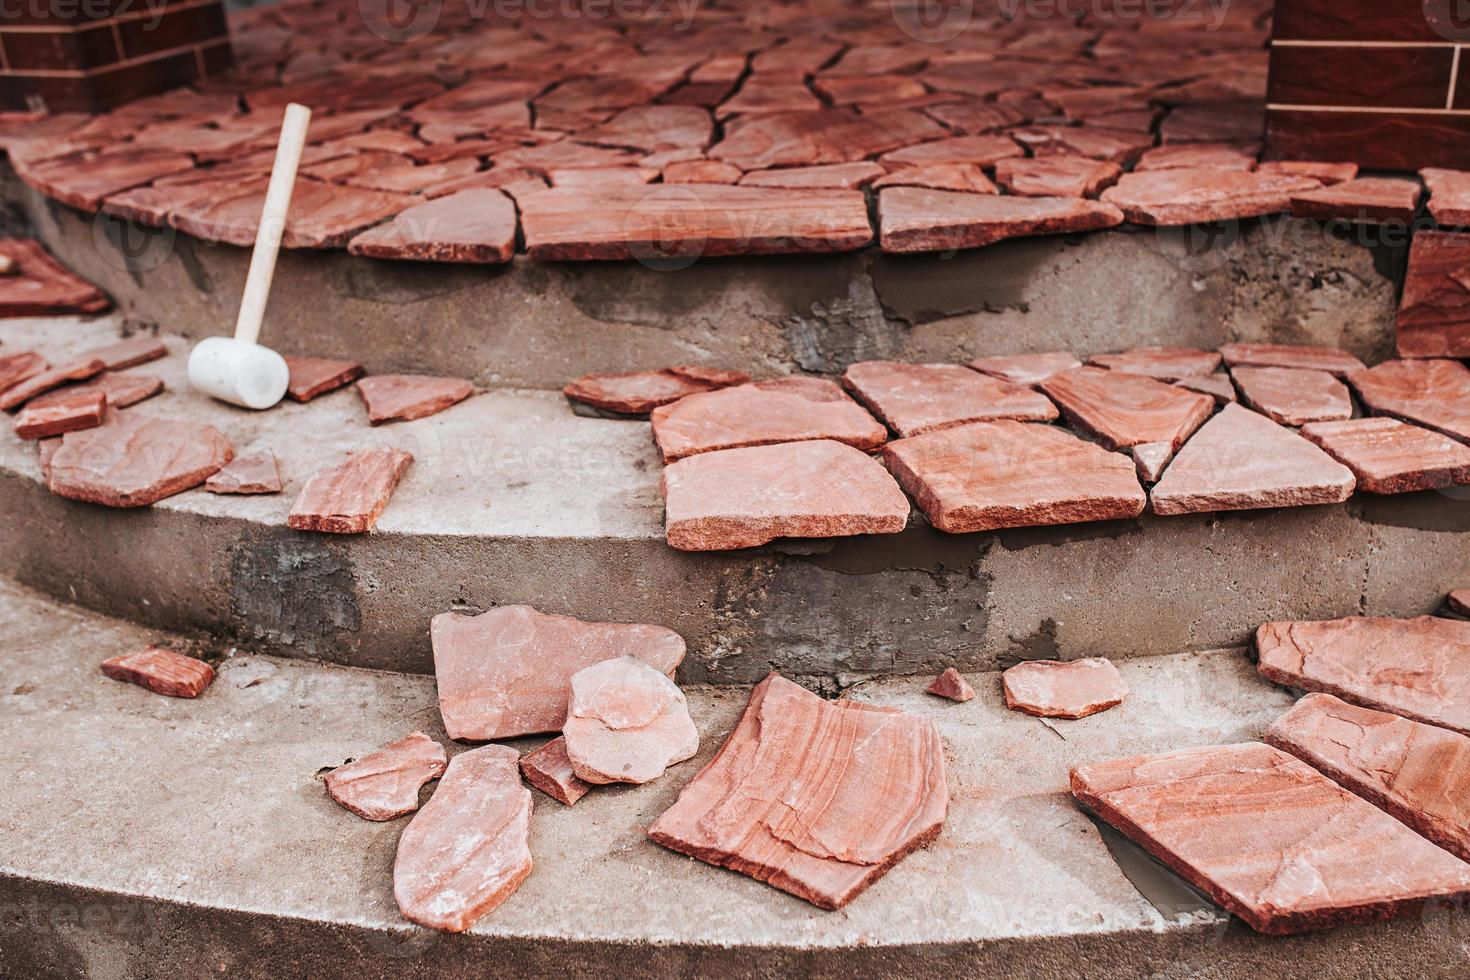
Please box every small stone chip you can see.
[205,450,284,495]
[1003,658,1127,719]
[519,737,591,806]
[324,731,447,821]
[926,667,974,702]
[356,375,473,424]
[287,448,412,533]
[284,356,365,402]
[13,388,105,439]
[101,645,215,698]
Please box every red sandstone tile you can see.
[1004,658,1127,719]
[879,188,1123,253]
[1231,366,1352,426]
[1009,125,1153,165]
[13,147,195,210]
[563,366,748,416]
[1258,160,1358,186]
[842,360,1057,436]
[520,736,591,807]
[80,336,166,371]
[1132,441,1175,483]
[355,374,473,424]
[1040,367,1214,451]
[926,667,974,703]
[547,167,659,191]
[1291,178,1423,225]
[1135,143,1257,173]
[736,162,885,189]
[13,389,105,439]
[0,240,108,318]
[717,75,824,117]
[1346,359,1470,443]
[205,450,283,495]
[879,135,1023,170]
[871,164,997,195]
[347,190,516,264]
[1174,373,1238,404]
[814,73,930,108]
[563,656,698,785]
[1422,168,1470,228]
[1159,100,1263,144]
[47,412,233,508]
[662,160,742,184]
[577,104,713,153]
[101,645,214,699]
[709,108,947,171]
[1218,342,1364,377]
[324,731,447,822]
[968,351,1081,387]
[283,356,364,403]
[30,374,163,411]
[993,156,1120,198]
[1102,169,1321,225]
[172,180,416,249]
[1397,230,1470,359]
[0,357,106,411]
[1088,346,1222,382]
[0,351,47,394]
[287,448,413,534]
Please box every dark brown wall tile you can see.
[88,48,198,110]
[1274,0,1465,42]
[1269,44,1457,109]
[1267,107,1470,170]
[116,4,226,61]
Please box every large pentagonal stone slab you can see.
[1040,367,1214,451]
[1347,358,1470,443]
[47,412,233,507]
[1230,366,1352,426]
[842,360,1057,436]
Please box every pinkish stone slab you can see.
[1266,693,1470,863]
[883,420,1146,534]
[1231,366,1352,426]
[926,667,974,703]
[81,335,166,370]
[1256,616,1470,737]
[1291,177,1423,225]
[563,366,749,416]
[878,135,1022,170]
[48,412,233,507]
[1135,143,1257,173]
[1150,404,1355,515]
[393,744,532,933]
[1071,742,1470,935]
[356,374,473,424]
[13,388,104,439]
[1088,346,1222,382]
[662,160,742,184]
[1003,658,1127,718]
[1040,367,1214,450]
[1422,168,1470,227]
[1219,342,1365,377]
[842,360,1057,437]
[347,189,517,263]
[1300,417,1470,494]
[648,673,948,910]
[1258,160,1358,186]
[431,605,686,741]
[1396,229,1470,359]
[1346,358,1470,443]
[1174,373,1237,404]
[871,164,997,195]
[324,731,448,821]
[650,376,886,462]
[1101,169,1321,225]
[1132,441,1175,483]
[562,656,699,785]
[100,645,214,699]
[968,351,1080,387]
[993,156,1120,198]
[0,356,105,410]
[284,356,364,402]
[287,448,412,533]
[28,373,163,410]
[1009,125,1152,165]
[0,350,46,393]
[519,737,590,806]
[879,188,1124,253]
[736,162,885,189]
[205,450,283,495]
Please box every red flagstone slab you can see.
[1256,616,1470,737]
[1346,359,1470,443]
[547,167,659,191]
[648,673,948,911]
[878,135,1023,170]
[562,656,699,785]
[347,190,517,264]
[1101,169,1321,225]
[1266,693,1470,864]
[1219,342,1365,377]
[100,645,214,699]
[717,75,825,118]
[842,361,1058,437]
[1003,658,1128,719]
[577,105,713,153]
[650,377,886,463]
[1231,366,1352,426]
[284,356,365,402]
[14,389,105,440]
[1088,346,1222,382]
[1258,160,1358,186]
[519,737,590,807]
[993,156,1121,198]
[1396,230,1470,359]
[926,667,974,703]
[29,374,163,411]
[287,448,413,533]
[431,604,686,740]
[48,413,233,508]
[883,420,1146,534]
[1135,143,1257,173]
[1300,417,1470,494]
[1291,176,1424,224]
[660,439,910,551]
[879,188,1124,253]
[356,374,473,424]
[81,336,166,371]
[563,366,749,416]
[0,351,47,394]
[1421,168,1470,228]
[1040,367,1214,450]
[205,450,284,495]
[393,744,532,933]
[968,351,1081,387]
[1132,441,1175,484]
[1009,125,1153,166]
[1174,373,1238,405]
[871,164,998,195]
[1071,742,1470,935]
[709,109,947,171]
[1160,100,1263,144]
[13,148,195,211]
[1150,404,1354,515]
[737,162,886,189]
[172,180,417,249]
[0,357,106,411]
[324,731,448,822]
[663,160,742,184]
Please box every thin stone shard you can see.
[356,375,473,424]
[324,731,448,821]
[100,645,214,699]
[520,737,591,806]
[13,389,105,439]
[205,450,283,494]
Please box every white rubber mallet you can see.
[187,102,312,410]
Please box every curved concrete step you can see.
[2,317,1467,686]
[2,578,1464,979]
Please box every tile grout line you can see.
[1271,39,1460,49]
[1266,103,1470,116]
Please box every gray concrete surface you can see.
[2,578,1468,979]
[2,318,1467,687]
[10,174,1403,389]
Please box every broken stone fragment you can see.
[48,412,234,507]
[1100,169,1321,225]
[283,356,365,402]
[1230,366,1352,426]
[100,645,214,698]
[878,187,1124,253]
[1266,693,1470,863]
[967,351,1080,387]
[519,737,591,806]
[1346,358,1470,444]
[286,447,412,533]
[992,156,1120,198]
[562,656,699,785]
[1300,417,1470,494]
[393,744,532,933]
[432,605,686,741]
[842,360,1057,437]
[1002,658,1127,719]
[0,351,47,394]
[347,188,516,263]
[1071,742,1470,934]
[0,356,106,410]
[1087,346,1221,382]
[205,450,284,494]
[29,373,163,410]
[355,374,473,424]
[13,388,104,439]
[1258,160,1358,186]
[649,673,948,910]
[81,335,167,371]
[324,731,448,821]
[1290,177,1423,225]
[1256,616,1470,736]
[1450,590,1470,617]
[1040,367,1214,451]
[1131,442,1174,484]
[1218,342,1365,377]
[926,667,974,702]
[563,366,749,416]
[1173,373,1236,405]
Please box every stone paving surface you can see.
[1300,418,1470,495]
[0,240,108,317]
[1397,230,1470,359]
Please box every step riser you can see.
[4,470,1464,683]
[14,176,1401,388]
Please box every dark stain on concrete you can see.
[1081,808,1216,919]
[993,517,1145,552]
[230,533,361,655]
[998,618,1061,669]
[333,250,501,303]
[172,235,214,295]
[802,524,986,577]
[781,276,902,372]
[1348,491,1470,532]
[869,238,1056,324]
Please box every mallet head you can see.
[187,336,290,410]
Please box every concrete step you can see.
[3,577,1465,979]
[2,316,1467,688]
[12,171,1402,388]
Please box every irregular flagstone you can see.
[968,351,1080,387]
[708,109,947,171]
[1231,366,1352,426]
[356,374,473,424]
[81,336,166,371]
[563,366,749,416]
[577,104,713,153]
[842,360,1057,437]
[1256,616,1470,736]
[173,179,417,249]
[1265,693,1470,864]
[1150,404,1355,516]
[562,656,699,785]
[431,605,686,740]
[1087,346,1222,382]
[1421,168,1470,227]
[100,645,214,699]
[871,164,998,195]
[48,412,233,508]
[29,373,163,410]
[324,731,448,821]
[1003,658,1128,719]
[1174,373,1237,404]
[648,673,948,910]
[737,162,885,189]
[883,420,1146,534]
[926,667,974,703]
[205,450,284,495]
[347,189,517,263]
[662,160,742,184]
[1218,342,1365,376]
[0,351,46,393]
[1132,442,1174,484]
[1040,367,1214,450]
[0,357,106,410]
[0,240,108,317]
[519,737,591,806]
[1346,358,1470,443]
[878,135,1022,170]
[14,389,105,439]
[1009,125,1153,166]
[1396,229,1470,359]
[284,356,364,402]
[1135,143,1257,173]
[287,447,413,533]
[1300,417,1470,494]
[548,166,658,190]
[660,440,910,551]
[650,377,887,462]
[879,188,1124,253]
[1071,742,1470,935]
[1291,177,1423,225]
[1259,160,1358,186]
[1101,169,1321,225]
[393,744,532,933]
[993,156,1120,198]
